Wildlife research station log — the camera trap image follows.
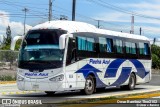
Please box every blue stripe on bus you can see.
[111,67,132,86]
[104,59,125,78]
[75,59,149,87]
[76,64,106,87]
[129,59,149,79]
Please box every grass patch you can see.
[0,75,16,81]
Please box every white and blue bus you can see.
[11,21,151,95]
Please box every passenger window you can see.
[106,38,113,52]
[139,43,149,55]
[125,42,130,54]
[77,36,95,52]
[131,43,136,54]
[116,39,123,53]
[99,37,107,52]
[139,43,144,55]
[125,42,136,54]
[77,36,86,51]
[86,37,95,51]
[99,37,113,53]
[144,43,149,55]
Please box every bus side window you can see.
[115,39,123,53]
[86,37,95,51]
[77,36,95,52]
[125,42,136,54]
[106,38,113,53]
[71,39,77,63]
[77,36,86,51]
[99,37,107,52]
[98,37,113,53]
[144,43,149,55]
[66,38,76,65]
[139,43,144,55]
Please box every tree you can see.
[0,35,5,48]
[151,44,160,69]
[15,39,22,51]
[5,25,12,45]
[152,54,160,69]
[1,25,12,50]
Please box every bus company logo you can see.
[89,59,110,64]
[25,73,48,76]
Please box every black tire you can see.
[83,75,95,95]
[127,73,136,90]
[45,91,55,95]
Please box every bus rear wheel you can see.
[83,75,95,95]
[128,73,136,90]
[121,73,136,90]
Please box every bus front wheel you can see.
[83,75,95,95]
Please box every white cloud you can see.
[119,2,160,10]
[92,1,160,38]
[93,12,129,22]
[10,21,32,36]
[0,11,10,27]
[0,10,32,39]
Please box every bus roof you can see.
[31,20,149,41]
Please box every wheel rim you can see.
[86,79,93,91]
[130,76,135,88]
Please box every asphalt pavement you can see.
[145,74,160,86]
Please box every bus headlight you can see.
[17,75,24,81]
[49,74,64,81]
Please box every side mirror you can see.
[10,36,24,50]
[59,34,73,49]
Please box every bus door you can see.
[65,37,78,89]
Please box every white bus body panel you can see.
[16,20,151,92]
[17,68,66,91]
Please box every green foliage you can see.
[1,44,10,50]
[151,45,160,58]
[15,39,22,51]
[152,54,160,69]
[5,25,12,45]
[0,25,12,50]
[0,75,16,81]
[151,45,160,69]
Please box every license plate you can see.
[32,84,39,90]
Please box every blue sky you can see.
[0,0,160,39]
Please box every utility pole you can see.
[140,27,142,35]
[153,38,156,45]
[49,0,52,21]
[72,0,76,21]
[95,20,101,28]
[131,14,134,34]
[22,8,29,35]
[97,20,100,28]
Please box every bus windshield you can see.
[18,29,67,69]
